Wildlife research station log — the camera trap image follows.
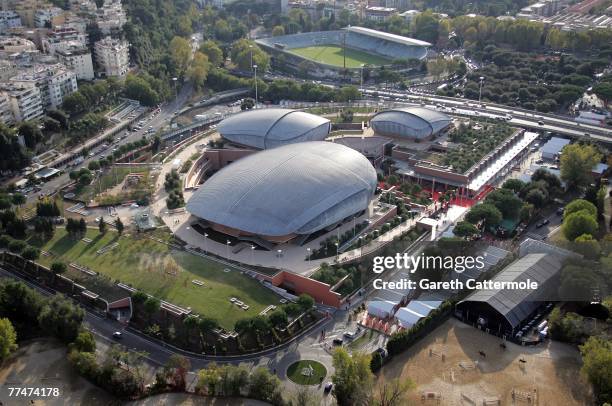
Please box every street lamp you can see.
[172,77,178,98]
[253,64,258,109]
[358,236,363,257]
[226,240,231,258]
[478,76,485,103]
[360,64,365,89]
[204,233,208,253]
[249,45,253,73]
[306,247,311,263]
[335,242,339,260]
[250,245,255,264]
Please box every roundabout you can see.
[286,360,327,385]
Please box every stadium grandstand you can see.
[186,142,377,246]
[369,107,452,140]
[256,26,430,75]
[218,108,331,149]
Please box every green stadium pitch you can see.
[289,45,391,68]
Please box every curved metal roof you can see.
[370,107,452,136]
[186,141,377,237]
[218,108,331,149]
[458,253,562,328]
[345,26,432,47]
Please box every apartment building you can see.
[10,64,78,110]
[1,83,44,122]
[96,0,127,35]
[0,11,22,33]
[94,36,129,77]
[56,46,94,80]
[0,37,37,59]
[364,6,398,22]
[33,7,64,28]
[0,92,15,125]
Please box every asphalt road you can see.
[26,81,194,205]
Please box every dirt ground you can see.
[378,318,593,406]
[0,338,117,406]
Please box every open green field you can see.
[30,228,279,330]
[289,45,391,68]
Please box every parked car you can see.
[343,331,356,339]
[332,338,344,346]
[556,207,564,216]
[375,347,387,358]
[324,382,333,393]
[112,331,123,339]
[536,219,550,228]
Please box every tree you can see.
[169,36,192,78]
[88,160,100,171]
[164,354,191,390]
[231,39,270,72]
[520,203,535,223]
[143,297,160,321]
[580,336,612,404]
[332,348,374,406]
[268,309,288,328]
[51,261,67,275]
[370,351,383,372]
[297,294,314,312]
[571,234,601,259]
[525,188,547,209]
[563,210,598,241]
[465,203,502,227]
[38,294,84,343]
[592,82,612,107]
[248,367,283,404]
[0,317,17,361]
[21,246,40,261]
[96,216,106,234]
[124,74,160,107]
[501,179,525,194]
[560,144,602,190]
[72,330,96,353]
[188,51,210,89]
[373,378,414,406]
[240,98,255,110]
[485,188,522,219]
[115,218,124,236]
[199,40,223,67]
[8,239,26,254]
[564,199,597,220]
[272,25,285,36]
[453,221,479,238]
[11,193,25,207]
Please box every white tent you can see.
[367,300,397,319]
[396,300,442,328]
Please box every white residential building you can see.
[0,60,18,82]
[0,37,37,58]
[33,7,64,28]
[96,0,127,35]
[94,36,129,77]
[56,46,94,81]
[1,83,44,122]
[0,11,22,33]
[0,93,15,125]
[10,64,78,110]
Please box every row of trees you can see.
[164,169,185,210]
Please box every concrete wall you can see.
[265,271,342,307]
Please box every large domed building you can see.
[370,107,452,140]
[218,108,331,149]
[186,141,377,244]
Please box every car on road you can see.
[536,219,550,228]
[112,331,123,339]
[375,347,387,358]
[343,331,356,339]
[324,382,333,394]
[538,120,544,125]
[556,207,564,216]
[332,338,343,346]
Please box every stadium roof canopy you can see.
[186,141,377,238]
[345,26,432,47]
[370,107,452,138]
[458,253,562,329]
[218,108,331,149]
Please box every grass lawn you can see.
[290,45,390,68]
[286,360,327,385]
[74,166,152,204]
[29,228,279,330]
